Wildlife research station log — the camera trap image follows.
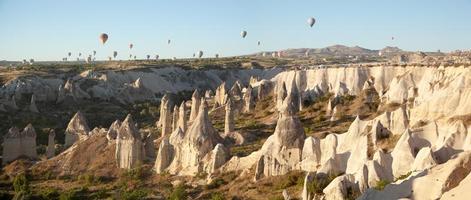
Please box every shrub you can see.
[169,184,187,200]
[374,180,390,191]
[38,187,59,199]
[206,178,226,189]
[13,173,30,194]
[211,192,225,200]
[119,189,148,200]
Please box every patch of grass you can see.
[373,179,390,191]
[206,178,226,190]
[169,184,188,200]
[306,173,338,194]
[395,171,412,181]
[211,192,225,200]
[274,171,304,190]
[118,188,148,200]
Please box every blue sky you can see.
[1,0,471,61]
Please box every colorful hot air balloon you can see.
[129,43,133,49]
[68,52,71,57]
[198,50,203,58]
[257,41,261,46]
[113,51,117,58]
[308,17,316,27]
[100,33,108,44]
[241,31,247,38]
[168,39,171,44]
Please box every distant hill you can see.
[251,45,406,58]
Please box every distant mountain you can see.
[251,45,406,58]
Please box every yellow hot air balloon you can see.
[100,33,109,44]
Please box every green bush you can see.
[13,173,30,194]
[119,189,148,200]
[211,192,225,200]
[169,184,187,200]
[374,180,390,191]
[38,187,59,199]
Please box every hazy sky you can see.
[1,0,471,61]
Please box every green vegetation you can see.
[206,178,226,190]
[374,180,390,191]
[274,171,304,190]
[395,171,412,181]
[306,173,338,194]
[169,184,188,200]
[211,192,225,200]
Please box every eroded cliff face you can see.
[4,63,471,199]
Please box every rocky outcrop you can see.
[203,143,229,174]
[29,94,39,113]
[157,98,223,175]
[224,98,235,136]
[64,111,90,148]
[158,94,173,137]
[115,114,143,169]
[154,137,173,173]
[243,85,255,113]
[2,124,38,164]
[189,89,201,122]
[46,129,55,158]
[229,81,242,101]
[177,102,187,132]
[106,120,121,141]
[254,84,305,179]
[214,82,227,107]
[172,105,179,132]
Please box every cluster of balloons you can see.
[66,17,320,62]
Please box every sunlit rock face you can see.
[64,111,90,148]
[115,114,143,169]
[155,99,224,176]
[2,124,38,164]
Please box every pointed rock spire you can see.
[116,114,143,169]
[224,98,234,135]
[29,94,39,113]
[276,82,288,111]
[177,102,187,132]
[106,120,121,141]
[189,89,201,122]
[172,105,179,132]
[243,85,255,113]
[64,111,90,148]
[46,129,55,158]
[2,124,38,164]
[158,94,173,137]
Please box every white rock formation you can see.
[224,98,235,136]
[214,82,227,107]
[106,120,121,141]
[157,98,223,175]
[189,89,201,122]
[172,105,179,132]
[300,137,321,172]
[158,94,173,137]
[177,102,187,132]
[46,129,55,158]
[243,85,255,113]
[64,111,90,148]
[29,94,39,113]
[154,137,173,173]
[2,124,38,164]
[115,114,143,169]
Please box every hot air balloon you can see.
[241,31,247,38]
[215,54,219,58]
[100,33,108,44]
[146,55,150,60]
[167,39,171,44]
[129,43,133,49]
[172,57,176,60]
[198,50,203,58]
[129,54,132,59]
[257,41,261,46]
[68,52,71,57]
[134,55,137,60]
[22,59,27,64]
[93,50,96,56]
[108,57,112,61]
[155,55,159,60]
[113,51,117,58]
[29,59,34,65]
[391,36,395,40]
[308,17,316,27]
[79,53,82,57]
[192,53,195,58]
